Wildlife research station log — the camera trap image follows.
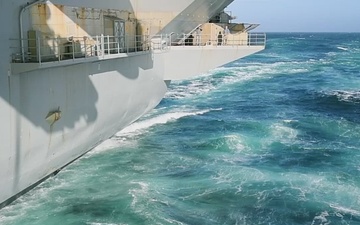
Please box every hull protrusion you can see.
[45,107,61,126]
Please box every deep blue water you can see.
[1,33,360,225]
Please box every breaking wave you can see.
[116,108,217,136]
[329,90,360,103]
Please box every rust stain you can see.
[37,4,47,28]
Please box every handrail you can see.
[9,32,266,64]
[10,34,151,64]
[168,32,266,47]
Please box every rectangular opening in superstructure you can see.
[104,16,126,54]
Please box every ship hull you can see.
[0,52,168,206]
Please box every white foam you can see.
[329,204,360,216]
[167,61,311,101]
[161,217,187,225]
[283,119,298,123]
[129,181,150,209]
[168,80,216,99]
[116,109,216,136]
[240,61,310,77]
[89,138,126,155]
[224,134,249,152]
[221,71,262,85]
[331,90,360,102]
[87,223,124,225]
[88,108,220,156]
[337,46,348,51]
[166,64,274,99]
[270,123,298,143]
[311,211,330,225]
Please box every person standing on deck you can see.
[195,27,202,46]
[217,31,223,45]
[224,26,230,45]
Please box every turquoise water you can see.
[1,33,360,225]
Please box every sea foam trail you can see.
[166,61,310,100]
[90,109,217,154]
[117,109,215,136]
[329,204,360,217]
[166,64,267,99]
[337,46,348,51]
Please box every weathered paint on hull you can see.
[0,53,168,206]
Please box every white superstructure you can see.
[0,0,265,208]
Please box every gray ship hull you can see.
[1,52,168,206]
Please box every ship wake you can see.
[90,108,219,155]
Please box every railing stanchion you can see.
[126,35,129,53]
[57,37,60,62]
[72,40,75,60]
[84,36,87,58]
[107,35,110,55]
[101,34,104,58]
[37,36,41,64]
[21,38,25,63]
[95,35,99,56]
[160,34,163,50]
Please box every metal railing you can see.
[247,33,267,46]
[10,34,151,63]
[10,32,265,64]
[152,32,266,48]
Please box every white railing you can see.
[247,33,267,46]
[10,32,266,64]
[10,34,151,63]
[152,32,266,48]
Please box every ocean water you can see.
[1,33,360,225]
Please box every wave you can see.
[86,223,122,225]
[90,138,127,155]
[290,37,306,40]
[117,108,219,136]
[196,134,251,155]
[166,61,312,100]
[167,64,270,100]
[165,79,216,99]
[224,134,249,152]
[337,46,348,51]
[310,90,360,110]
[298,89,360,114]
[269,122,298,144]
[311,211,330,225]
[329,204,360,217]
[90,108,219,155]
[330,90,360,103]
